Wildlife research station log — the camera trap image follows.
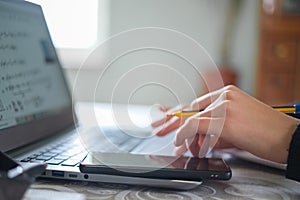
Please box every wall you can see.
[64,0,259,106]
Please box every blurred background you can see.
[27,0,300,107]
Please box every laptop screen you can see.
[0,1,74,152]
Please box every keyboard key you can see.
[71,152,87,161]
[29,154,40,158]
[53,155,70,160]
[46,159,64,165]
[30,159,45,164]
[61,159,79,167]
[36,155,52,161]
[21,158,31,162]
[60,149,81,157]
[42,152,58,157]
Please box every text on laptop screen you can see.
[0,1,71,130]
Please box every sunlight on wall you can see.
[26,0,98,49]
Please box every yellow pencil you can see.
[168,105,300,118]
[167,110,202,118]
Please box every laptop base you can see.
[39,169,202,190]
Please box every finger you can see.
[191,87,228,110]
[174,117,204,146]
[154,117,183,136]
[185,133,211,158]
[193,101,227,118]
[186,134,200,157]
[158,105,169,112]
[151,105,170,127]
[174,144,188,156]
[205,91,228,111]
[151,114,173,127]
[198,135,211,158]
[174,117,224,146]
[151,105,186,127]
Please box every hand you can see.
[152,88,234,157]
[152,85,300,163]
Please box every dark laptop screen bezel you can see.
[0,0,76,152]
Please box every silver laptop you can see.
[0,0,203,189]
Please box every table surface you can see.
[23,158,300,200]
[22,103,300,199]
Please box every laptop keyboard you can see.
[19,127,146,167]
[20,134,87,167]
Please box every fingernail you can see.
[173,136,182,147]
[159,105,168,112]
[153,127,164,136]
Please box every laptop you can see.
[0,0,203,189]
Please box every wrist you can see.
[268,117,299,163]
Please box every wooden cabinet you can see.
[256,0,300,106]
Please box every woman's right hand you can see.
[152,85,300,163]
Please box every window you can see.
[26,0,110,68]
